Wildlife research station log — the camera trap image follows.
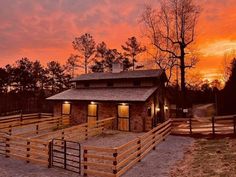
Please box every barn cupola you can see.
[112,59,123,73]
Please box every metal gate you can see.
[51,139,81,174]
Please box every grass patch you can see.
[171,137,236,177]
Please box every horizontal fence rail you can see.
[4,134,49,166]
[32,117,116,142]
[0,113,70,137]
[171,114,236,136]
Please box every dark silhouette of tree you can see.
[46,61,66,94]
[224,58,236,90]
[0,67,8,93]
[141,0,200,109]
[91,60,105,72]
[14,58,34,92]
[219,58,236,115]
[65,54,79,78]
[122,37,146,70]
[32,60,47,91]
[72,33,96,74]
[95,42,108,60]
[91,41,134,72]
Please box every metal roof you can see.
[47,87,158,102]
[71,69,165,82]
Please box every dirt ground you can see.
[80,130,145,147]
[123,135,194,177]
[171,137,236,177]
[0,156,79,177]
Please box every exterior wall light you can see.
[121,103,127,106]
[90,101,96,105]
[164,105,168,110]
[64,101,69,104]
[156,107,160,112]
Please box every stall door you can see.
[87,104,98,127]
[118,105,130,131]
[62,103,71,115]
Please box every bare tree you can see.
[72,33,96,74]
[141,0,200,106]
[122,36,146,70]
[221,50,235,82]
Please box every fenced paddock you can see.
[1,113,236,177]
[172,114,236,136]
[82,119,172,177]
[0,114,117,169]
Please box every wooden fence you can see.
[33,117,116,141]
[172,114,236,136]
[0,117,116,168]
[4,134,50,166]
[0,113,69,136]
[82,119,172,177]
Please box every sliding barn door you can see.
[118,105,130,131]
[87,104,98,127]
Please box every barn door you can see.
[62,103,71,115]
[118,105,130,131]
[87,104,98,127]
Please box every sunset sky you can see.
[0,0,236,81]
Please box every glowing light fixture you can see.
[156,107,160,112]
[90,101,96,105]
[164,105,168,110]
[64,101,69,104]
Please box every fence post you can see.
[83,149,88,176]
[64,140,67,169]
[26,140,30,163]
[137,138,142,162]
[189,117,192,135]
[48,141,52,168]
[152,131,156,150]
[212,116,215,137]
[57,116,60,129]
[8,125,12,136]
[85,125,88,140]
[113,149,118,175]
[233,116,236,135]
[5,136,10,158]
[36,124,39,134]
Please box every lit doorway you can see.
[62,102,71,115]
[118,104,130,131]
[87,103,98,127]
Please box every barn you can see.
[47,64,169,132]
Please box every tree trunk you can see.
[85,57,88,74]
[180,47,186,116]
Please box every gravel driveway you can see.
[0,156,79,177]
[123,135,194,177]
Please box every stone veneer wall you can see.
[70,102,87,125]
[53,102,61,117]
[53,100,155,132]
